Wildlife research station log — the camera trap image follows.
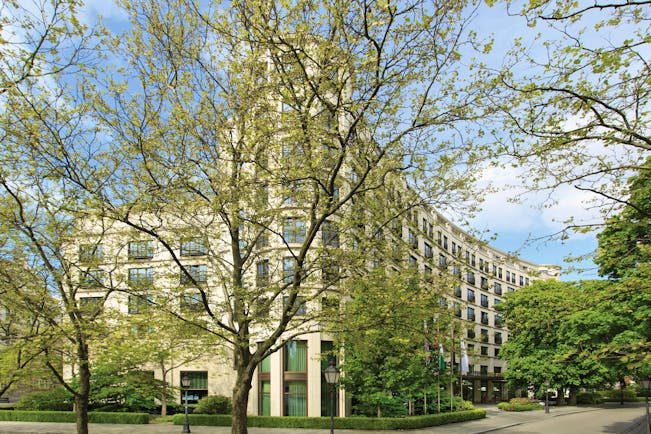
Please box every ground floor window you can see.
[258,354,271,416]
[320,341,338,417]
[283,341,307,416]
[180,371,208,404]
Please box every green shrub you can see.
[0,410,148,424]
[600,389,638,402]
[16,387,74,411]
[172,409,486,428]
[194,395,232,414]
[576,392,603,405]
[508,397,536,406]
[497,402,543,412]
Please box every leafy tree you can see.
[595,160,651,279]
[338,266,459,416]
[483,0,650,227]
[78,0,493,432]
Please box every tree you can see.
[0,259,58,399]
[483,0,650,229]
[80,0,493,432]
[338,267,458,416]
[0,0,91,96]
[595,159,651,279]
[498,278,648,401]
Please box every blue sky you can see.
[76,0,606,281]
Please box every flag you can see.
[438,344,446,373]
[460,340,469,375]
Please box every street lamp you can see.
[641,377,650,434]
[544,380,550,414]
[323,361,340,434]
[181,374,191,433]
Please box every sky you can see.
[75,0,607,282]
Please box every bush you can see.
[194,395,232,414]
[172,409,486,429]
[497,398,543,412]
[600,389,638,402]
[0,410,149,424]
[16,387,74,411]
[576,392,603,405]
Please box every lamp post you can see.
[642,377,650,434]
[323,361,340,434]
[544,380,550,414]
[181,374,191,433]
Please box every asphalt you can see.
[0,403,647,434]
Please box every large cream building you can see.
[74,201,559,417]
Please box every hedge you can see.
[172,409,486,429]
[0,410,149,424]
[497,402,543,412]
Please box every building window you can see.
[79,296,103,315]
[480,311,489,325]
[284,341,307,416]
[128,294,153,314]
[321,221,339,248]
[180,371,208,404]
[467,272,475,285]
[494,348,500,358]
[283,218,306,244]
[519,275,524,286]
[480,365,488,376]
[408,255,418,267]
[256,260,270,287]
[454,286,462,298]
[180,237,207,256]
[128,240,154,259]
[321,341,339,417]
[498,267,503,279]
[180,264,207,285]
[453,302,461,317]
[495,314,503,328]
[525,277,530,286]
[128,267,154,287]
[283,296,306,315]
[408,230,418,249]
[495,332,503,345]
[180,292,204,312]
[467,307,475,321]
[494,282,502,295]
[505,270,510,282]
[424,265,433,282]
[283,257,296,283]
[451,241,457,255]
[467,289,475,303]
[438,253,447,267]
[258,355,271,416]
[424,243,433,258]
[453,265,461,276]
[494,366,502,374]
[480,328,489,343]
[443,235,448,251]
[79,270,104,288]
[480,294,489,307]
[79,244,103,263]
[467,328,475,339]
[256,232,269,249]
[480,346,488,356]
[480,276,489,290]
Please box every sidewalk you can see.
[0,404,646,433]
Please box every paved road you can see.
[0,404,647,433]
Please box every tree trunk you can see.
[75,343,91,434]
[231,369,253,434]
[568,387,577,405]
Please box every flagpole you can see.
[437,370,441,413]
[450,328,454,412]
